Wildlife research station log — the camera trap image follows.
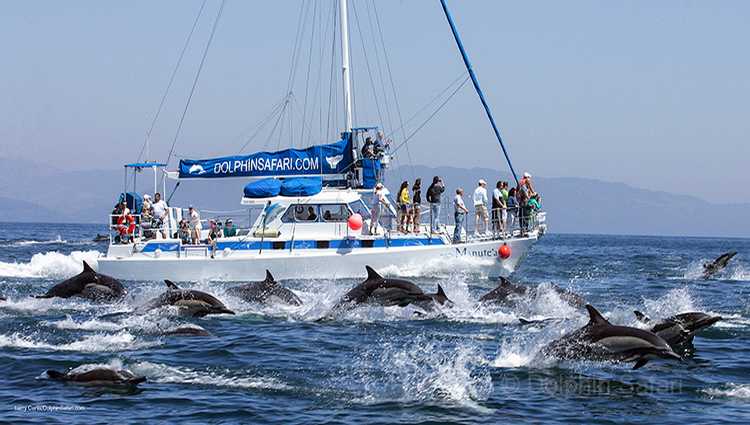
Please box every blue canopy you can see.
[118,192,143,214]
[243,178,281,198]
[179,137,353,179]
[280,177,322,197]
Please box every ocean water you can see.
[1,222,749,424]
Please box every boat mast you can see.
[339,0,353,133]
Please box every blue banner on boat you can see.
[179,137,353,179]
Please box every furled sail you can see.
[178,137,353,179]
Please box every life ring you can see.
[117,214,136,235]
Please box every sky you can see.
[0,1,748,204]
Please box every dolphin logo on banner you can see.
[325,155,344,169]
[188,164,207,175]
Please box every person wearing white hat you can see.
[520,172,535,196]
[369,183,388,235]
[473,179,489,235]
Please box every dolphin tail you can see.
[365,266,382,281]
[164,280,180,290]
[45,370,67,380]
[585,305,610,326]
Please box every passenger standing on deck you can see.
[426,176,445,233]
[473,179,489,235]
[453,188,469,243]
[188,206,202,244]
[411,178,422,234]
[507,187,518,231]
[491,181,505,234]
[519,171,536,196]
[500,182,509,234]
[369,183,388,235]
[151,193,169,239]
[397,181,410,233]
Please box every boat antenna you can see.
[339,0,353,132]
[438,0,519,186]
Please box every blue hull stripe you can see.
[140,237,445,253]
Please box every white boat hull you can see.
[98,235,538,282]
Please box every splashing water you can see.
[348,335,492,409]
[704,384,750,400]
[129,361,288,390]
[0,250,101,278]
[0,330,159,352]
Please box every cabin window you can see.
[320,204,351,222]
[282,204,319,223]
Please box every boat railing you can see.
[107,213,177,245]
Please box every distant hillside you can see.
[0,196,61,223]
[0,158,747,237]
[388,165,750,237]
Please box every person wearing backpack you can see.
[426,176,445,233]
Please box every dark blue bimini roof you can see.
[280,177,322,197]
[243,178,282,198]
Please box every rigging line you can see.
[299,0,318,147]
[285,0,309,94]
[385,72,466,140]
[350,1,386,133]
[236,95,289,153]
[363,0,393,133]
[290,96,318,144]
[263,98,289,150]
[391,76,470,155]
[326,1,338,141]
[136,0,208,162]
[371,0,413,175]
[165,0,226,168]
[316,0,333,144]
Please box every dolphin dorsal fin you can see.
[365,266,382,281]
[585,305,609,326]
[436,284,446,298]
[82,261,95,273]
[633,310,650,323]
[164,280,180,290]
[264,270,275,283]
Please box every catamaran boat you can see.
[97,0,547,281]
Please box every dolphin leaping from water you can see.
[136,280,235,317]
[541,305,681,369]
[46,366,145,387]
[702,251,737,279]
[479,277,585,308]
[226,270,302,306]
[328,266,452,315]
[36,261,125,302]
[634,310,722,350]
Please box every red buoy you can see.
[498,244,511,259]
[348,213,363,231]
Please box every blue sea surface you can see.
[1,222,749,424]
